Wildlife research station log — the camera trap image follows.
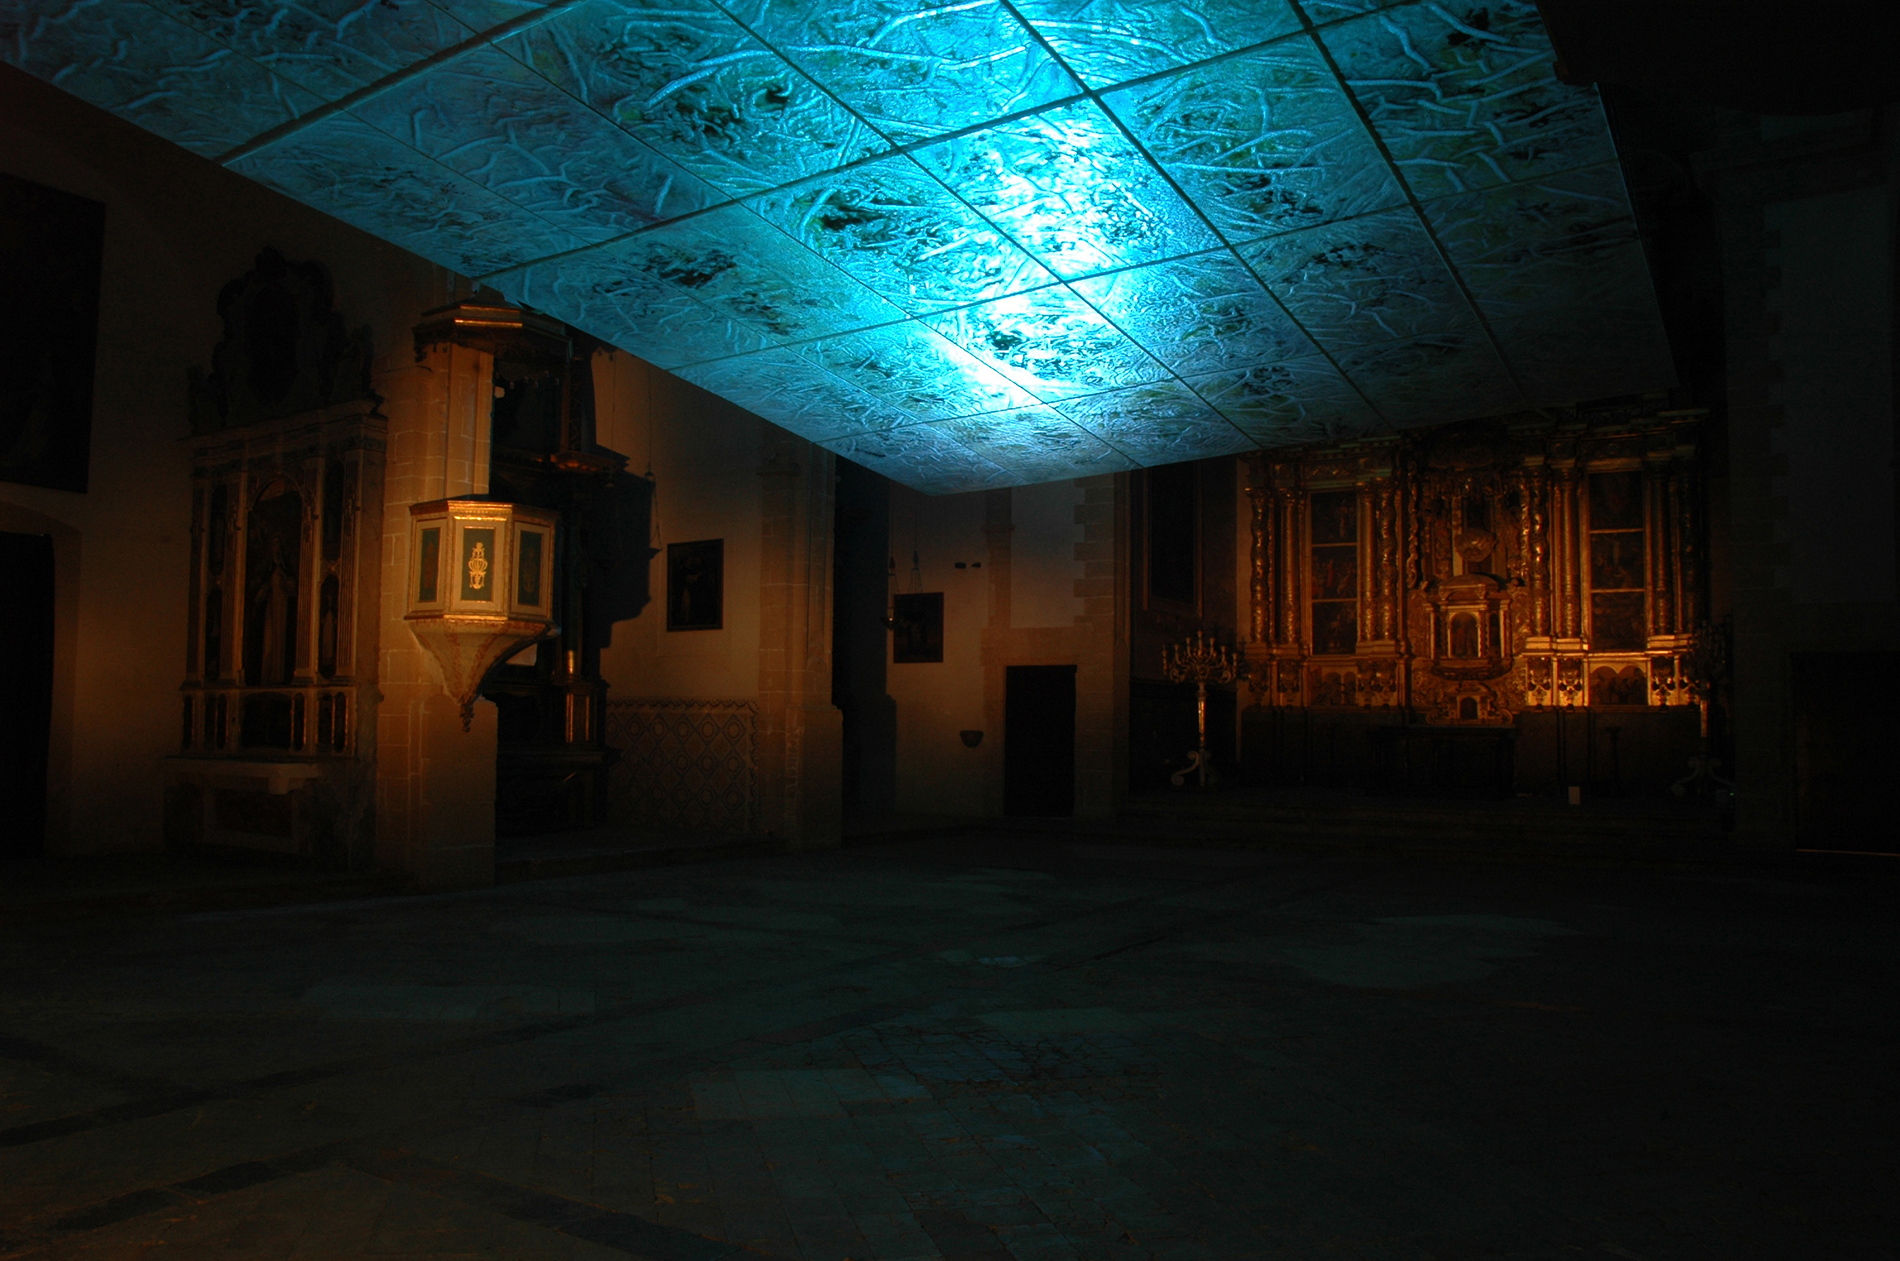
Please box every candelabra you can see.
[1672,617,1735,803]
[1162,630,1240,789]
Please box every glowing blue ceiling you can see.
[7,0,1675,492]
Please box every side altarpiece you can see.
[1242,407,1710,795]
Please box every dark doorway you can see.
[1005,665,1075,817]
[0,531,55,857]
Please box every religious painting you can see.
[891,592,944,663]
[1590,531,1645,591]
[1312,601,1357,657]
[1312,545,1356,600]
[667,539,723,631]
[1589,471,1644,530]
[1590,664,1648,706]
[1590,590,1647,652]
[1309,490,1358,655]
[0,172,105,492]
[1310,490,1357,545]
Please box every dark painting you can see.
[667,539,723,630]
[1312,601,1357,656]
[0,172,105,492]
[1590,591,1647,651]
[1588,471,1644,530]
[1311,543,1357,600]
[1310,490,1358,544]
[1589,665,1649,706]
[892,592,944,663]
[1590,531,1645,590]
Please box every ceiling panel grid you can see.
[3,0,1675,491]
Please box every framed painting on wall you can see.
[891,592,943,663]
[666,539,723,631]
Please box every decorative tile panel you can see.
[605,699,756,834]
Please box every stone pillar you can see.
[756,436,842,848]
[373,335,498,890]
[1073,474,1125,818]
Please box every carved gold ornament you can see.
[467,541,488,591]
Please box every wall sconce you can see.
[407,498,558,729]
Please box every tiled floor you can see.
[1,835,1892,1259]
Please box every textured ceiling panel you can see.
[5,0,1676,492]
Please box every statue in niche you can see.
[1450,612,1480,659]
[243,489,302,686]
[188,248,373,434]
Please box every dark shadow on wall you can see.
[584,469,657,651]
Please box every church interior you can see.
[0,2,1895,1257]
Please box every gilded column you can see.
[1554,467,1580,640]
[1524,467,1549,637]
[1376,479,1398,643]
[1358,484,1376,645]
[1247,460,1270,644]
[1646,465,1673,637]
[1277,488,1301,650]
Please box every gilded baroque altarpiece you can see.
[1244,409,1706,724]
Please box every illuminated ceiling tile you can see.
[675,348,919,442]
[229,115,587,279]
[732,0,1078,143]
[1186,355,1380,444]
[914,101,1218,280]
[1422,163,1673,404]
[1071,251,1315,378]
[1055,381,1253,465]
[616,204,906,342]
[488,251,774,371]
[751,156,1056,314]
[498,0,885,197]
[354,47,720,244]
[7,1,1682,491]
[926,284,1169,401]
[1422,162,1644,324]
[1241,206,1475,349]
[795,325,1042,421]
[1104,38,1403,245]
[826,423,1016,494]
[4,2,320,157]
[935,408,1136,481]
[1316,1,1614,201]
[143,0,478,102]
[1335,330,1521,425]
[1012,0,1303,90]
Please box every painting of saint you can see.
[1312,544,1356,600]
[892,593,944,664]
[1312,601,1356,656]
[667,539,724,631]
[1590,531,1645,591]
